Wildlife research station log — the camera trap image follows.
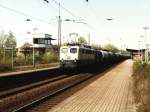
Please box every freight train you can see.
[59,43,128,68]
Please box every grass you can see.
[132,60,150,112]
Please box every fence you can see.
[0,48,13,71]
[0,48,59,72]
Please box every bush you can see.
[34,52,43,64]
[133,61,147,75]
[43,52,58,63]
[15,55,32,65]
[132,61,150,112]
[0,61,12,71]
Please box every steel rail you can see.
[0,75,70,98]
[12,74,93,112]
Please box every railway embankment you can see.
[132,61,150,112]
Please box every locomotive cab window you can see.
[61,48,68,53]
[70,48,77,53]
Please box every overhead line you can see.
[50,0,79,19]
[0,3,50,24]
[82,1,102,23]
[37,0,58,13]
[44,0,97,31]
[0,1,97,32]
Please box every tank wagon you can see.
[59,43,128,69]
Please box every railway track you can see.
[13,74,93,112]
[0,75,69,98]
[0,73,94,112]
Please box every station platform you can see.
[49,60,136,112]
[0,66,59,77]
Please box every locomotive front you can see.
[60,46,79,68]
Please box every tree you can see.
[0,31,7,49]
[0,31,13,71]
[102,44,119,53]
[78,36,87,44]
[120,50,129,55]
[91,44,101,50]
[5,31,17,49]
[5,31,17,57]
[0,31,7,63]
[20,42,32,60]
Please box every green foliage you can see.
[15,55,32,65]
[0,31,6,49]
[21,42,32,48]
[0,31,16,71]
[78,36,87,45]
[15,55,25,65]
[5,31,17,57]
[132,61,150,112]
[0,31,6,57]
[120,50,129,55]
[102,44,119,53]
[5,31,17,49]
[91,44,101,50]
[62,43,67,46]
[133,60,147,74]
[43,52,58,63]
[43,49,58,63]
[0,61,12,71]
[35,51,43,63]
[15,48,58,66]
[20,42,32,59]
[148,52,150,61]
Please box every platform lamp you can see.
[106,18,114,44]
[25,19,36,67]
[143,26,149,62]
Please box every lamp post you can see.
[32,27,38,67]
[11,47,14,69]
[106,18,114,44]
[25,19,37,67]
[140,35,144,61]
[43,0,62,48]
[143,26,149,62]
[138,40,141,60]
[58,2,61,48]
[9,43,14,69]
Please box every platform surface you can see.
[49,60,136,112]
[0,66,59,77]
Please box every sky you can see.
[0,0,150,49]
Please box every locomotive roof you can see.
[66,43,92,49]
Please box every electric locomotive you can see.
[59,43,95,68]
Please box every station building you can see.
[126,49,145,60]
[33,33,56,53]
[16,34,56,56]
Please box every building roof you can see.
[34,33,56,40]
[45,34,56,40]
[126,49,146,52]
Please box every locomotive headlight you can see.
[74,58,77,62]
